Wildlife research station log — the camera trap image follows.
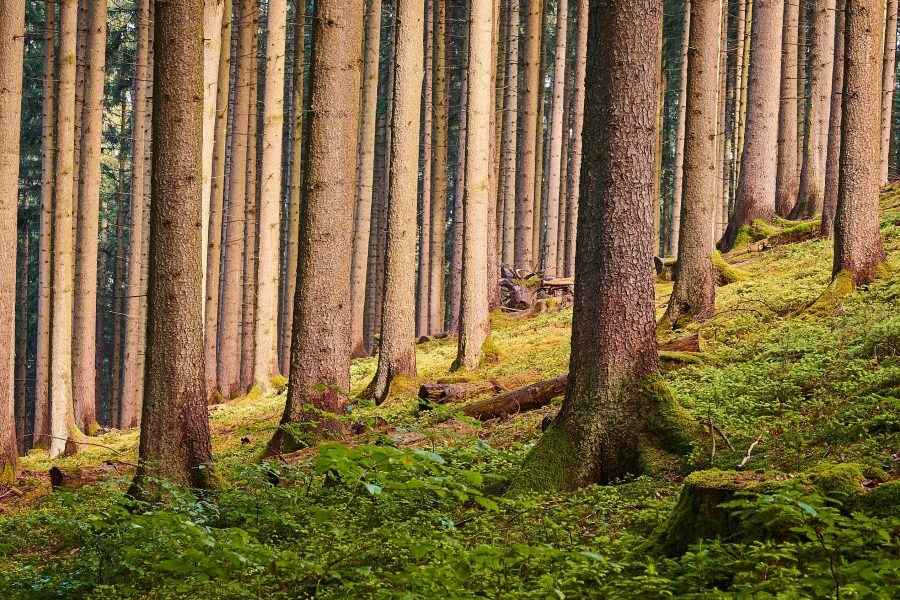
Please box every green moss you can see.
[779,220,820,237]
[479,336,500,366]
[872,261,894,280]
[751,219,778,241]
[269,374,288,392]
[861,480,900,517]
[244,386,263,404]
[733,225,752,249]
[712,250,750,284]
[85,422,101,437]
[209,390,226,405]
[806,462,867,500]
[805,269,854,317]
[659,350,706,367]
[0,463,15,487]
[506,424,580,496]
[638,373,701,455]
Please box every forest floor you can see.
[1,190,900,598]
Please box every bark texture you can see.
[429,0,449,333]
[822,0,845,236]
[671,0,691,256]
[775,0,800,216]
[566,0,589,278]
[880,0,898,183]
[502,0,520,268]
[543,0,569,276]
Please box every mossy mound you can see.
[713,250,750,285]
[804,270,854,317]
[860,480,900,517]
[269,374,288,392]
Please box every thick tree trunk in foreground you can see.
[660,0,720,330]
[720,0,783,251]
[822,0,845,236]
[775,0,800,216]
[543,0,569,276]
[0,0,25,484]
[515,0,542,269]
[130,0,214,494]
[349,0,382,358]
[267,0,364,454]
[50,0,80,458]
[368,0,424,403]
[72,0,108,434]
[793,0,835,219]
[218,0,253,397]
[454,0,494,370]
[512,0,697,493]
[254,0,288,385]
[880,0,898,184]
[834,0,887,284]
[34,0,56,448]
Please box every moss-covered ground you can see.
[1,190,899,597]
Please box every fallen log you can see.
[49,462,133,489]
[418,380,502,406]
[659,332,701,353]
[461,375,569,421]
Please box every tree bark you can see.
[418,0,435,335]
[448,12,469,336]
[454,0,493,370]
[254,0,288,385]
[241,3,260,390]
[368,0,424,403]
[430,0,449,334]
[487,0,502,310]
[660,0,720,329]
[266,0,364,454]
[72,0,108,434]
[130,0,215,495]
[515,0,542,269]
[670,0,691,256]
[880,0,898,183]
[512,0,698,493]
[0,0,24,481]
[775,0,800,216]
[822,0,845,236]
[566,0,589,278]
[502,0,520,268]
[543,0,569,277]
[109,120,127,428]
[15,197,28,454]
[50,0,80,458]
[834,0,888,284]
[33,0,56,449]
[720,0,783,251]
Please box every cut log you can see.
[418,380,502,405]
[49,462,132,489]
[541,277,574,288]
[659,332,701,353]
[461,375,569,421]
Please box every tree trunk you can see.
[515,0,542,269]
[418,0,435,335]
[487,0,502,311]
[33,0,56,449]
[448,10,469,336]
[349,0,382,357]
[732,0,747,191]
[720,0,783,251]
[713,0,729,242]
[512,0,698,493]
[822,0,846,236]
[660,0,720,330]
[543,0,568,277]
[793,0,835,219]
[670,0,691,256]
[880,0,898,183]
[502,0,520,268]
[281,0,306,372]
[50,0,80,458]
[15,196,28,455]
[218,0,254,397]
[241,4,260,391]
[109,121,127,429]
[368,0,424,403]
[775,0,800,216]
[266,0,365,454]
[532,11,547,265]
[738,0,753,175]
[0,0,23,480]
[254,0,287,386]
[130,0,214,496]
[454,0,493,370]
[203,0,232,398]
[72,0,107,434]
[72,0,87,232]
[834,0,888,285]
[429,0,449,334]
[566,0,588,278]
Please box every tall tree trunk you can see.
[72,0,88,232]
[15,196,28,455]
[713,0,729,242]
[834,0,888,284]
[368,0,424,403]
[880,0,898,183]
[512,0,696,493]
[670,0,690,256]
[72,0,108,435]
[660,0,720,330]
[203,0,232,397]
[130,0,214,495]
[429,0,449,333]
[448,27,468,336]
[487,0,502,310]
[122,0,152,428]
[822,0,846,236]
[350,0,382,357]
[502,0,520,268]
[515,0,542,269]
[532,9,547,265]
[793,0,835,219]
[202,0,226,327]
[241,4,260,390]
[418,0,435,335]
[218,0,254,397]
[719,0,783,251]
[254,0,288,385]
[543,0,568,276]
[34,0,56,449]
[50,0,80,458]
[281,0,306,373]
[738,0,753,174]
[732,0,747,190]
[266,0,365,454]
[0,0,24,483]
[775,0,800,216]
[110,120,127,429]
[556,45,572,278]
[454,0,493,370]
[566,0,588,277]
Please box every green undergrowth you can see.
[1,191,899,598]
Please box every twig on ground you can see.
[736,435,764,470]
